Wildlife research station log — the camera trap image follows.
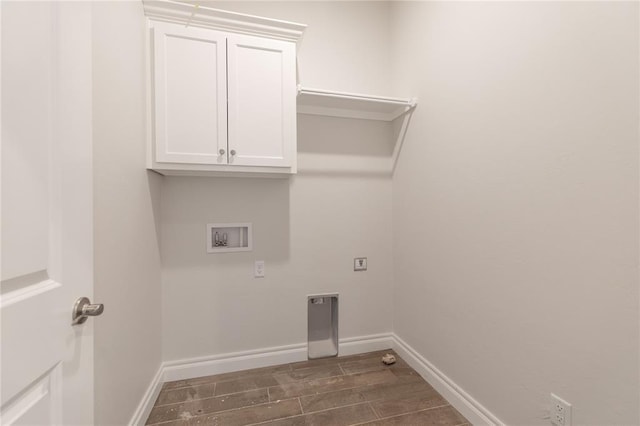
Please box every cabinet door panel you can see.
[153,23,227,164]
[227,35,296,167]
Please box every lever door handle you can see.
[72,297,104,325]
[82,303,104,317]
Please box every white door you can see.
[153,22,228,165]
[227,34,296,167]
[1,2,97,425]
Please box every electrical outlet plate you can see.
[354,257,367,271]
[550,393,572,426]
[254,260,265,278]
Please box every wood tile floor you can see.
[146,350,469,426]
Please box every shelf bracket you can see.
[391,106,416,174]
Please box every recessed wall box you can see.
[308,294,339,359]
[206,223,252,253]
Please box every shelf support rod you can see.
[390,104,416,174]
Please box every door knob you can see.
[219,148,225,155]
[72,297,104,325]
[230,150,236,156]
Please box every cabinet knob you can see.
[219,149,225,155]
[230,150,236,156]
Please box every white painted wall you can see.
[160,1,394,362]
[390,2,639,424]
[210,1,392,96]
[161,171,392,360]
[92,2,163,425]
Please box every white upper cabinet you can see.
[144,2,306,176]
[227,34,296,168]
[153,23,227,165]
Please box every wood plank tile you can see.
[358,379,433,402]
[271,364,343,385]
[269,369,398,400]
[289,350,393,371]
[162,364,292,391]
[261,402,377,426]
[299,388,368,414]
[212,364,345,397]
[146,389,269,424]
[388,366,422,380]
[362,405,468,426]
[370,388,448,418]
[155,383,216,406]
[215,375,281,396]
[288,356,341,370]
[299,376,431,413]
[155,399,302,426]
[339,356,408,375]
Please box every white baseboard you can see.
[129,365,164,426]
[391,334,503,426]
[162,342,308,382]
[339,333,394,356]
[162,333,393,382]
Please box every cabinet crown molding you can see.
[142,0,307,43]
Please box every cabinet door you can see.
[227,34,296,167]
[153,23,227,164]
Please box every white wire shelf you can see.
[297,86,417,122]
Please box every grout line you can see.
[338,363,347,376]
[160,381,208,392]
[304,375,426,406]
[247,401,378,426]
[273,379,392,403]
[161,363,302,392]
[147,397,302,426]
[368,401,380,420]
[153,385,267,409]
[216,385,275,398]
[350,419,373,426]
[160,379,223,392]
[297,397,304,414]
[353,403,453,425]
[267,387,271,403]
[297,401,376,417]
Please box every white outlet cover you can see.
[254,260,265,278]
[550,393,572,426]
